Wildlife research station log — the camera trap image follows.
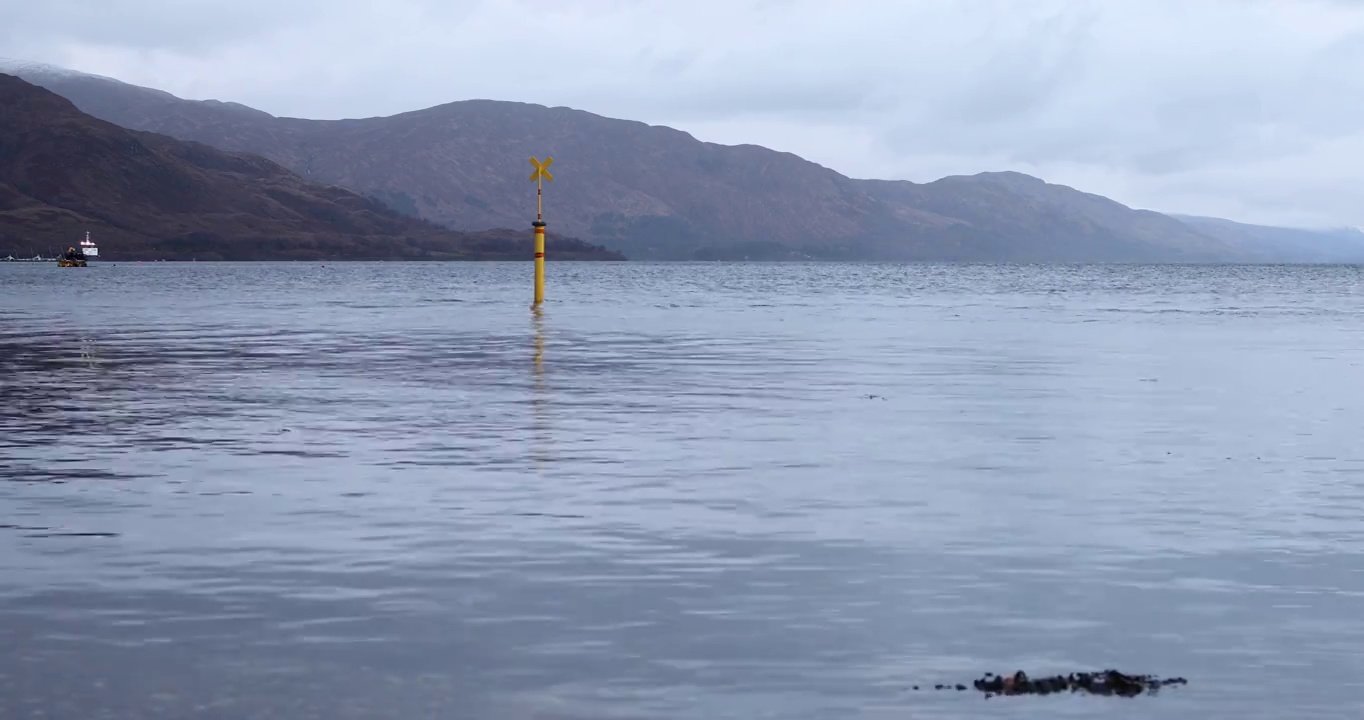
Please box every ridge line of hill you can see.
[5,59,1363,263]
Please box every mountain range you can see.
[3,58,1362,263]
[0,72,621,261]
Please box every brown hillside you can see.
[0,73,623,262]
[10,63,1251,261]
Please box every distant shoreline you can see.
[0,257,631,263]
[8,256,1364,267]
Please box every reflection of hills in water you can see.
[0,302,898,487]
[2,320,728,482]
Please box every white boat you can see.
[80,231,98,260]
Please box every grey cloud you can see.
[638,48,700,81]
[576,75,887,124]
[871,0,1364,201]
[0,0,339,53]
[933,5,1098,128]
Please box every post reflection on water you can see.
[530,305,550,467]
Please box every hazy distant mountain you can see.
[1170,214,1364,263]
[2,58,1351,263]
[0,59,1232,263]
[0,72,622,261]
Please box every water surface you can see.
[2,261,1363,719]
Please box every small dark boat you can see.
[56,243,87,267]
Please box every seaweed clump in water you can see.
[971,670,1188,698]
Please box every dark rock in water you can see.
[967,669,1187,697]
[903,669,1186,698]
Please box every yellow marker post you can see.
[529,156,554,305]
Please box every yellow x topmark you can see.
[529,156,554,182]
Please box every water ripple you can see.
[1,262,1363,719]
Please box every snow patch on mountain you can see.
[0,58,117,83]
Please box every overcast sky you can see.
[3,0,1363,228]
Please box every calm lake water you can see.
[2,261,1363,719]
